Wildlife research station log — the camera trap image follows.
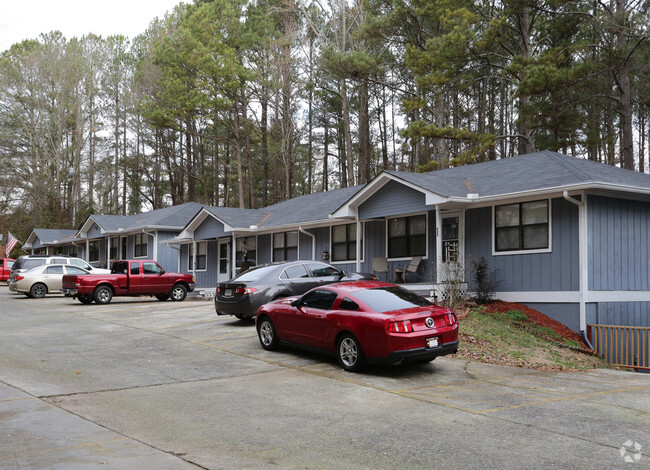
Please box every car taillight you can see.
[389,320,413,333]
[15,275,24,281]
[216,287,222,293]
[236,287,257,295]
[445,312,457,326]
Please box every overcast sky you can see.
[0,0,184,52]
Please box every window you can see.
[88,242,100,262]
[307,263,341,278]
[339,298,359,311]
[65,266,88,275]
[236,236,257,268]
[51,258,67,264]
[109,237,119,261]
[130,262,140,275]
[387,215,426,258]
[273,231,298,262]
[280,264,309,279]
[143,262,163,275]
[188,242,207,271]
[134,233,148,258]
[69,258,92,271]
[45,265,64,274]
[495,200,549,252]
[332,224,361,262]
[300,289,338,310]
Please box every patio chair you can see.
[371,257,390,281]
[394,256,422,283]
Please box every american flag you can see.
[6,232,19,257]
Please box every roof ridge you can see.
[545,151,593,183]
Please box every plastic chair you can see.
[394,256,422,283]
[372,257,390,281]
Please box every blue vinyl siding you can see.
[156,231,179,272]
[525,303,580,332]
[465,197,579,292]
[359,180,427,219]
[88,223,104,239]
[588,195,650,291]
[195,218,227,240]
[182,241,218,288]
[588,302,650,328]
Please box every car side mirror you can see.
[291,299,300,307]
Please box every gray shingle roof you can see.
[91,202,204,233]
[386,151,650,198]
[31,229,78,244]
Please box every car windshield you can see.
[353,286,433,313]
[233,265,278,282]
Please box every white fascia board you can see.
[447,182,650,207]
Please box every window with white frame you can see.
[495,200,549,252]
[273,231,298,262]
[236,236,257,268]
[387,214,426,258]
[188,241,207,271]
[331,224,361,262]
[134,233,148,258]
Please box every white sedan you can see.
[10,264,90,298]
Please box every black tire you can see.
[170,284,187,301]
[336,333,366,372]
[257,316,279,351]
[30,283,47,298]
[156,294,170,301]
[78,295,93,304]
[93,285,113,304]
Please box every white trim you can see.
[188,240,208,272]
[492,198,552,256]
[496,290,650,304]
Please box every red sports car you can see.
[255,281,459,372]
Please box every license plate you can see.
[426,337,439,348]
[224,289,234,297]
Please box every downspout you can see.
[355,219,362,272]
[231,232,237,279]
[563,191,594,351]
[435,206,443,285]
[299,227,316,260]
[192,239,197,280]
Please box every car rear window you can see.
[352,286,432,313]
[20,259,47,270]
[233,265,278,282]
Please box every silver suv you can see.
[8,255,110,288]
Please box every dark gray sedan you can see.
[214,261,376,320]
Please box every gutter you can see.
[563,191,594,351]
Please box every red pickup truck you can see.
[61,260,196,304]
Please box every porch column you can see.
[192,239,197,279]
[86,238,89,262]
[436,206,443,285]
[232,233,237,279]
[356,219,361,272]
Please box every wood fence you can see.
[588,324,650,371]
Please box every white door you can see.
[218,239,231,283]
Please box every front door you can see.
[218,239,231,283]
[440,213,464,280]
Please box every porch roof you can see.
[24,228,78,249]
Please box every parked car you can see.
[9,264,90,298]
[215,260,377,320]
[8,255,111,289]
[256,281,459,372]
[1,258,15,283]
[61,260,196,304]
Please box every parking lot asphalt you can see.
[1,288,649,469]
